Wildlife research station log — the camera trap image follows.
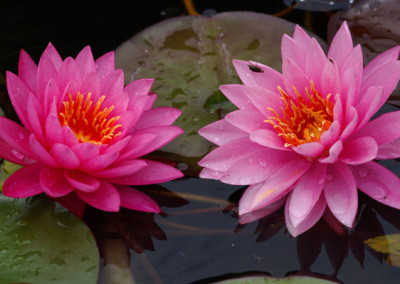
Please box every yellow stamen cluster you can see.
[58,92,122,145]
[265,82,334,147]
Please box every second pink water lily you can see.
[0,44,183,217]
[198,22,400,236]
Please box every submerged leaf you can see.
[0,195,99,283]
[216,275,338,283]
[364,233,400,267]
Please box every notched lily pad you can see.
[115,12,303,174]
[365,233,400,267]
[0,195,99,283]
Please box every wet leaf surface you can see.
[115,12,326,174]
[0,194,99,283]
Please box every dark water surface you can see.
[1,0,400,283]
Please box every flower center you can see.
[58,92,122,145]
[265,81,334,147]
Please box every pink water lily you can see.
[198,22,400,236]
[0,43,183,217]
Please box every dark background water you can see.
[1,0,400,283]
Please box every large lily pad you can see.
[115,12,304,174]
[0,194,99,283]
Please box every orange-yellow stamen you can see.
[265,82,334,147]
[58,92,122,145]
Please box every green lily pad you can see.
[365,233,400,267]
[115,12,309,174]
[216,275,338,283]
[0,194,99,283]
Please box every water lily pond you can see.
[1,0,400,283]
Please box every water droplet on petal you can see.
[213,137,220,143]
[17,133,25,140]
[363,181,388,200]
[326,174,333,181]
[258,160,267,167]
[11,149,24,160]
[357,166,369,178]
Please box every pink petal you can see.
[282,57,309,100]
[327,22,353,67]
[0,140,35,166]
[238,157,311,214]
[53,192,87,218]
[198,137,264,172]
[124,78,154,97]
[79,72,101,100]
[324,162,358,228]
[292,24,311,47]
[219,84,257,110]
[62,126,79,147]
[239,197,286,224]
[232,60,284,92]
[363,46,400,79]
[304,38,327,91]
[95,51,115,79]
[29,134,59,167]
[287,161,327,228]
[249,129,287,150]
[79,151,119,172]
[134,107,181,129]
[26,94,45,143]
[117,185,161,212]
[103,136,131,154]
[355,86,383,130]
[71,142,100,162]
[45,113,64,146]
[339,45,363,106]
[285,191,326,237]
[320,58,340,100]
[56,57,82,97]
[18,49,38,93]
[353,110,400,146]
[198,119,248,146]
[42,43,63,70]
[64,170,101,192]
[352,161,400,209]
[50,143,80,169]
[94,159,147,178]
[107,159,183,185]
[3,163,44,198]
[339,136,377,165]
[244,86,285,117]
[117,133,157,161]
[75,46,96,77]
[220,148,299,185]
[225,109,268,133]
[340,106,358,141]
[292,142,325,158]
[99,69,124,98]
[377,138,400,159]
[319,140,343,164]
[39,166,73,197]
[75,180,120,212]
[37,50,58,104]
[198,168,224,180]
[320,120,341,147]
[281,34,306,70]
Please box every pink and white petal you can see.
[282,57,310,100]
[117,133,157,161]
[71,142,100,162]
[75,180,120,212]
[339,136,377,165]
[40,166,73,198]
[353,161,400,209]
[29,134,59,167]
[232,59,284,92]
[320,120,341,147]
[225,109,268,133]
[239,197,286,224]
[281,34,306,70]
[327,22,354,67]
[319,140,343,164]
[324,162,358,228]
[376,138,400,159]
[134,107,181,129]
[53,192,87,218]
[198,168,224,180]
[340,106,358,141]
[18,49,38,93]
[339,45,363,104]
[75,46,96,77]
[249,129,287,150]
[220,148,300,185]
[355,86,383,131]
[117,185,160,212]
[50,143,80,169]
[95,51,115,79]
[94,159,147,178]
[292,142,325,158]
[287,162,327,228]
[333,93,343,125]
[304,38,327,91]
[124,78,154,97]
[3,163,44,198]
[219,84,257,110]
[353,111,400,146]
[198,137,264,172]
[41,43,63,70]
[243,86,284,117]
[79,151,119,172]
[199,119,248,146]
[107,159,183,185]
[238,157,311,214]
[320,59,340,100]
[363,46,400,79]
[64,170,100,192]
[285,191,326,237]
[292,24,311,47]
[45,113,64,146]
[361,61,400,107]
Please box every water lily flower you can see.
[0,43,183,217]
[198,22,400,236]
